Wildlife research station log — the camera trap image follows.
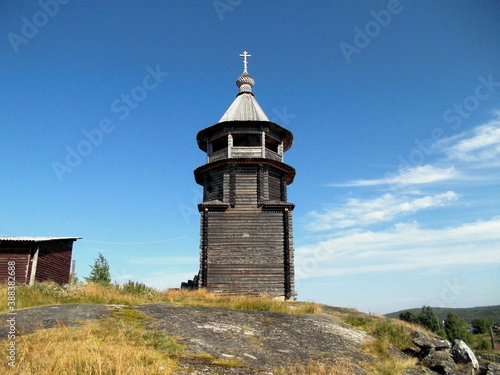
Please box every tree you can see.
[87,252,111,285]
[398,306,441,333]
[445,312,472,344]
[419,306,440,333]
[399,311,420,324]
[471,317,494,334]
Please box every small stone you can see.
[243,353,257,360]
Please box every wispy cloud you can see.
[299,113,500,289]
[307,191,458,231]
[331,165,460,187]
[297,218,500,279]
[443,118,500,166]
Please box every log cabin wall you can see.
[35,240,74,284]
[0,246,31,285]
[203,208,292,296]
[0,238,78,285]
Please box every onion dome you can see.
[236,72,255,93]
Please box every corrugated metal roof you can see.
[0,236,81,242]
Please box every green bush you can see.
[373,320,411,350]
[471,317,493,334]
[475,338,491,351]
[121,280,155,295]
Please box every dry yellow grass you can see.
[342,315,417,374]
[273,358,356,375]
[0,282,322,315]
[163,288,322,314]
[0,309,179,375]
[360,335,417,374]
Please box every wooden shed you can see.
[0,236,80,285]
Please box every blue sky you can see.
[1,1,499,314]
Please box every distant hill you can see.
[385,305,500,324]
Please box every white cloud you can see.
[331,165,460,187]
[298,114,500,312]
[307,191,458,231]
[296,218,500,280]
[443,118,500,165]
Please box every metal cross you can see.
[240,51,251,72]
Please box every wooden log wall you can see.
[202,164,288,205]
[0,240,74,285]
[35,240,73,284]
[0,247,30,285]
[234,170,258,206]
[204,169,225,202]
[203,208,294,297]
[268,169,283,201]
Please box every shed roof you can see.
[0,236,81,242]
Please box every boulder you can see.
[413,331,452,351]
[450,340,479,369]
[421,348,457,374]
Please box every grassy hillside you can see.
[0,282,419,374]
[0,281,321,315]
[386,305,500,324]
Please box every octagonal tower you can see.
[194,52,296,299]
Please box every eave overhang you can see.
[194,158,296,185]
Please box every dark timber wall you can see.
[35,241,73,284]
[199,207,295,296]
[0,239,76,285]
[196,160,295,299]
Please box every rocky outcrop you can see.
[405,330,486,375]
[0,303,497,374]
[137,303,372,374]
[413,331,452,351]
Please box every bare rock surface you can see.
[0,303,111,336]
[137,303,373,374]
[1,303,497,374]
